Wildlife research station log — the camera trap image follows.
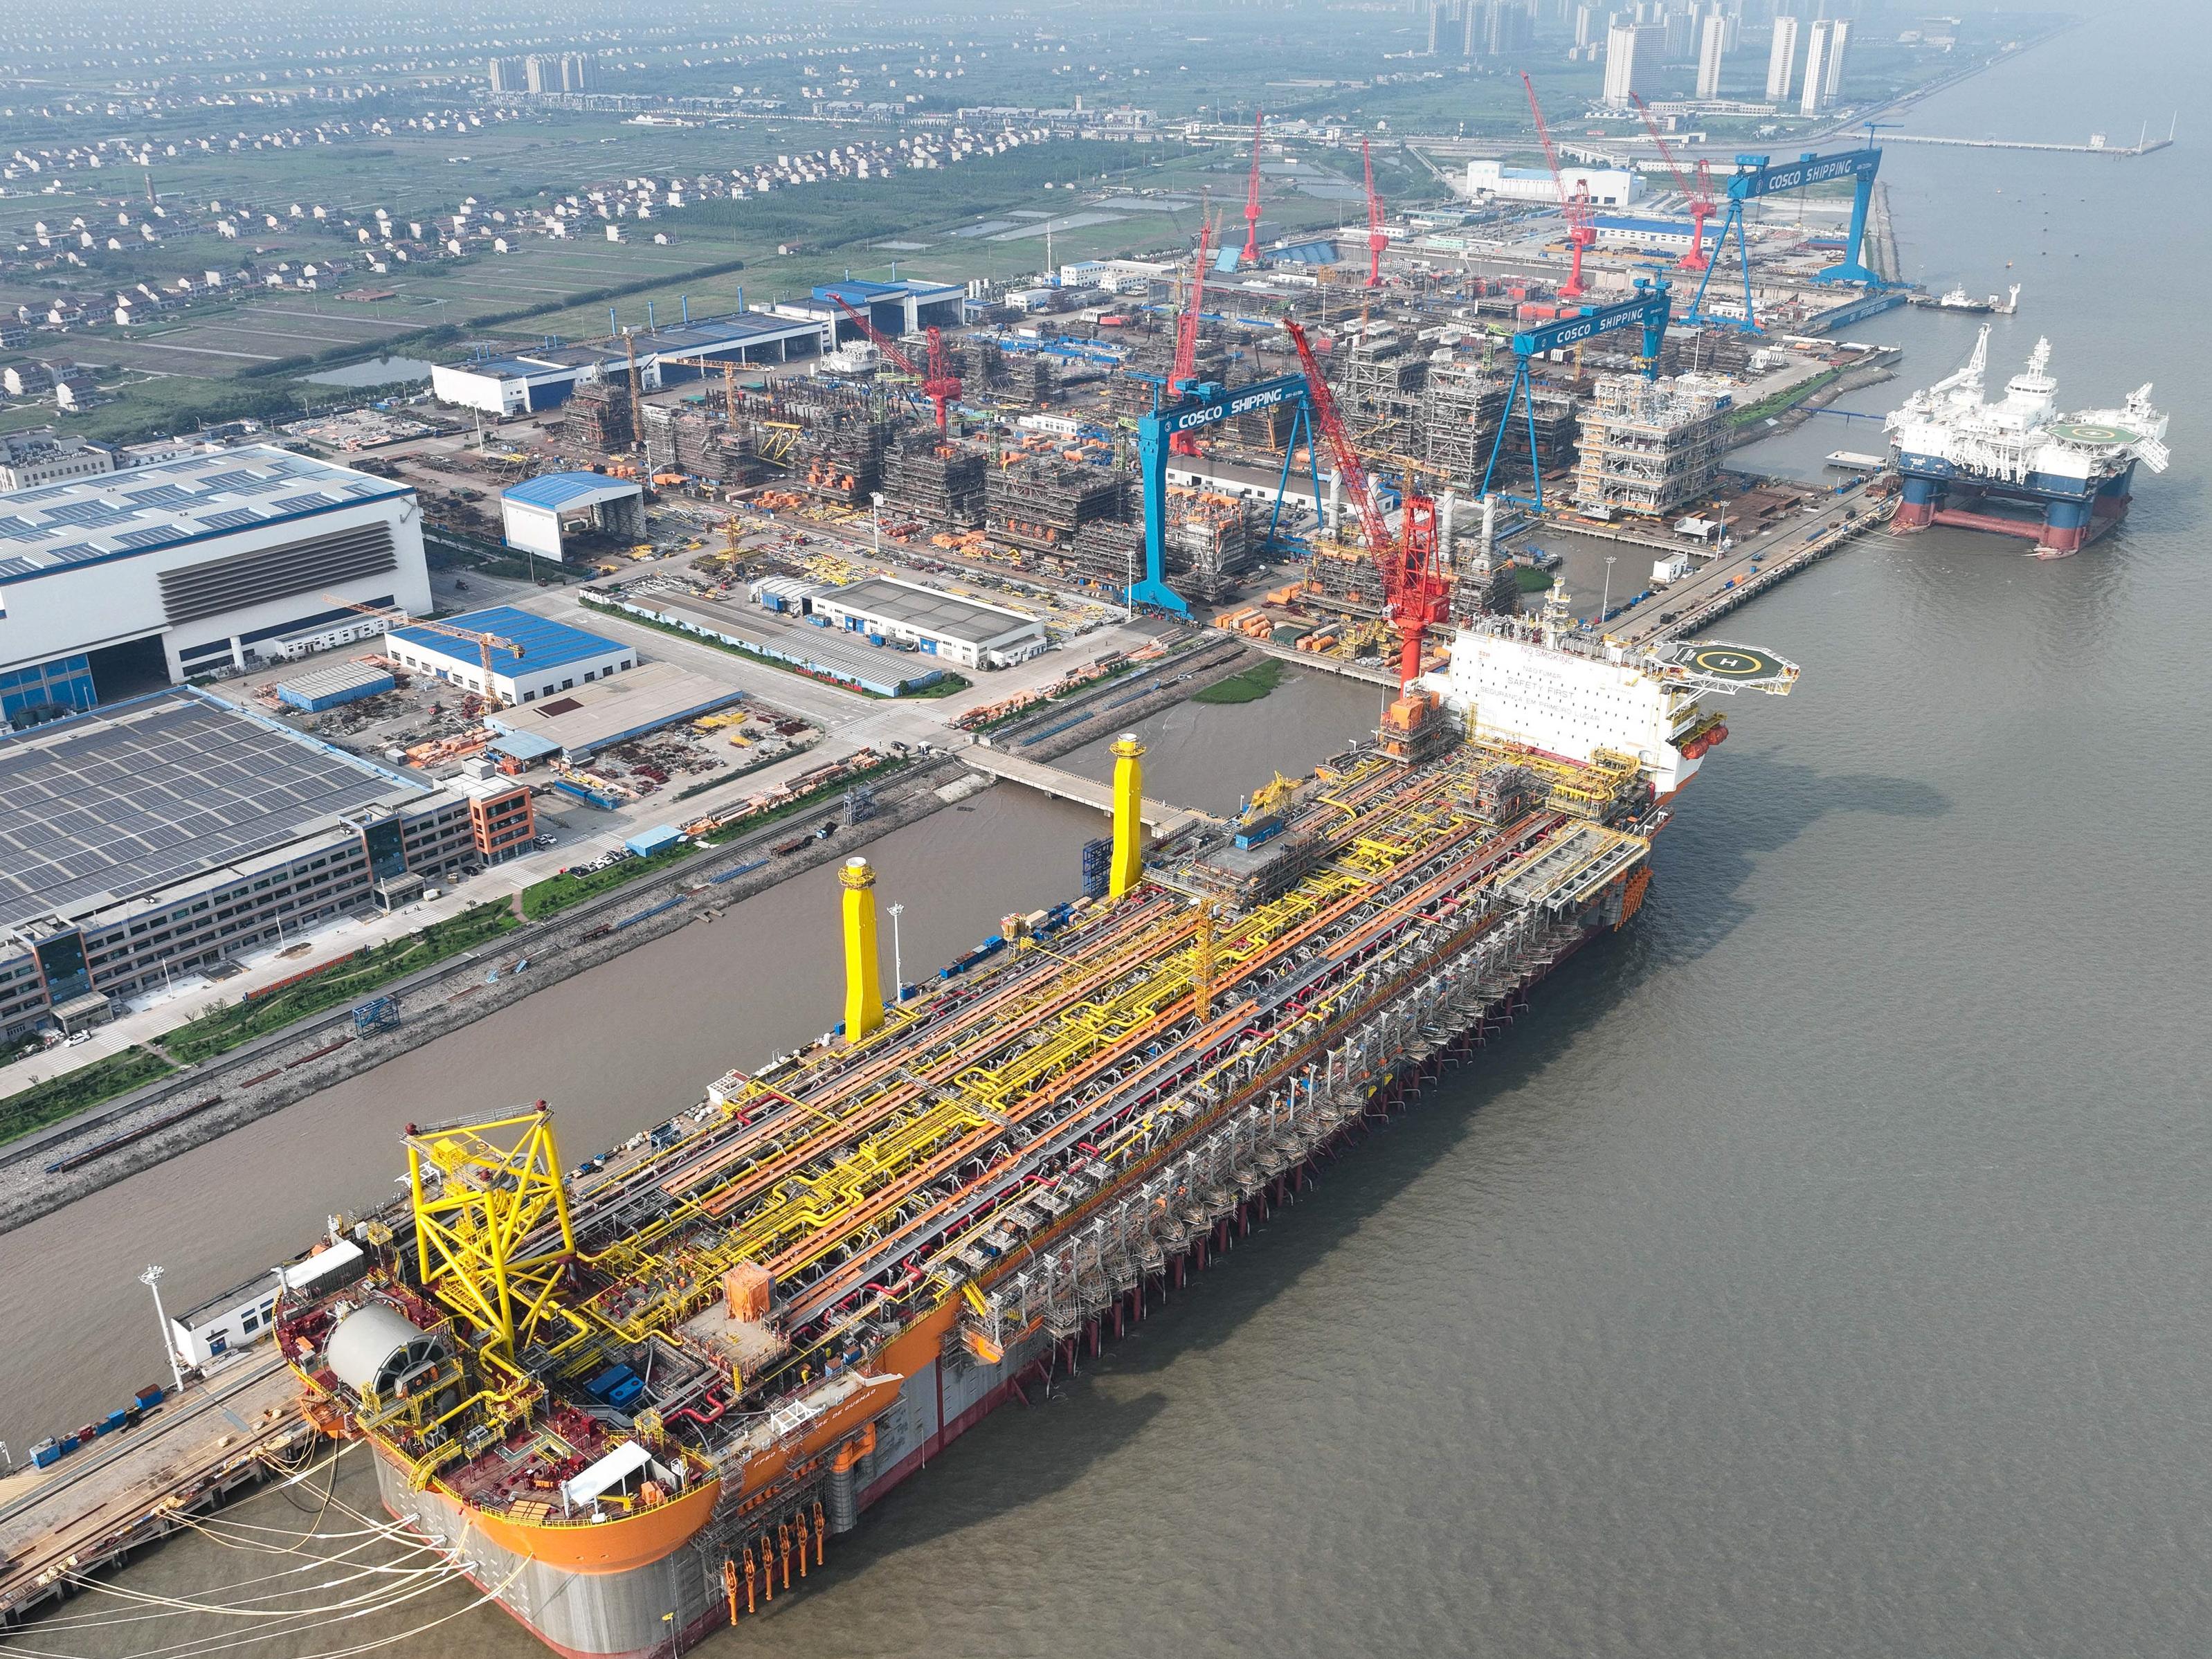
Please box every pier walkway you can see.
[0,1353,311,1626]
[1611,478,1890,647]
[963,746,1209,840]
[1879,133,2170,157]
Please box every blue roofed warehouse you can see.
[383,606,637,706]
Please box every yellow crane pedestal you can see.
[840,858,884,1042]
[1109,734,1146,899]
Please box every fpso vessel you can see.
[275,610,1797,1658]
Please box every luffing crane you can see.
[1168,213,1217,458]
[1240,109,1266,265]
[332,601,523,709]
[1521,71,1593,300]
[831,296,962,430]
[1361,139,1386,289]
[1281,320,1449,691]
[1630,92,1715,272]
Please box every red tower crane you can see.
[1168,214,1217,457]
[1241,110,1266,265]
[1521,71,1593,300]
[1630,91,1714,272]
[1361,138,1386,289]
[1282,320,1449,691]
[832,296,961,429]
[920,329,963,432]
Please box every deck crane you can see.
[1240,110,1266,266]
[1629,92,1714,272]
[332,600,523,709]
[831,296,961,429]
[1361,139,1386,288]
[1168,214,1218,458]
[1521,71,1593,300]
[1282,319,1449,691]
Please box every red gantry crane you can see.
[1361,138,1386,289]
[1521,71,1593,300]
[1168,212,1217,457]
[831,295,963,430]
[1630,91,1715,272]
[1241,109,1266,265]
[1282,320,1449,691]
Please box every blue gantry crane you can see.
[1127,372,1320,615]
[1481,278,1672,512]
[1687,146,1885,332]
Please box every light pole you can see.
[1600,555,1616,626]
[141,1264,185,1394]
[887,902,905,1004]
[870,491,884,558]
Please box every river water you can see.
[17,12,2212,1655]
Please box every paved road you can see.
[1611,473,1884,645]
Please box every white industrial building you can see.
[1467,158,1643,208]
[499,472,646,565]
[809,577,1049,669]
[429,311,836,417]
[0,430,115,490]
[0,446,428,726]
[384,605,635,705]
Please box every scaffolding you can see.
[1417,361,1509,489]
[1451,552,1522,623]
[881,433,989,527]
[1164,487,1264,603]
[640,404,730,482]
[561,381,633,457]
[985,453,1125,553]
[1571,373,1729,518]
[1336,326,1426,453]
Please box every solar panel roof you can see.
[0,446,409,580]
[0,689,425,927]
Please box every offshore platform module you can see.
[273,609,1798,1659]
[1885,325,2170,557]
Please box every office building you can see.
[0,688,532,1039]
[1603,21,1641,106]
[1822,19,1850,100]
[0,430,114,491]
[1801,19,1833,115]
[1696,13,1728,99]
[1766,14,1799,102]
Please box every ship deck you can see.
[490,739,1653,1417]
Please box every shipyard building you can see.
[383,606,637,705]
[808,578,1048,669]
[0,446,429,727]
[0,689,532,1040]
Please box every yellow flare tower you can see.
[840,856,883,1042]
[1109,733,1146,898]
